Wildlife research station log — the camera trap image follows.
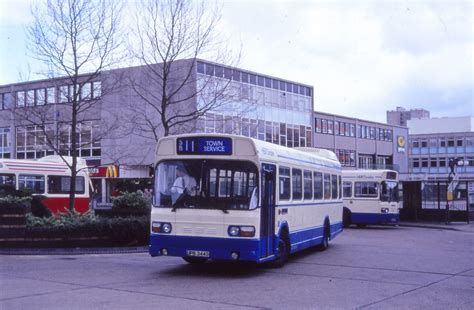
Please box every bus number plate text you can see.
[186,250,210,258]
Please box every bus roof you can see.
[157,133,341,170]
[342,169,398,180]
[0,156,88,174]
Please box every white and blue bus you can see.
[342,170,400,227]
[149,134,343,266]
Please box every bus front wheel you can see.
[271,235,290,268]
[343,208,352,228]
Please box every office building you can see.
[387,106,430,127]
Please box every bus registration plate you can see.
[186,250,210,258]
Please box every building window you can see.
[340,123,345,136]
[15,123,100,160]
[350,124,355,137]
[16,91,25,107]
[430,158,437,167]
[59,86,69,103]
[413,158,420,168]
[315,118,321,133]
[421,158,428,168]
[328,120,333,134]
[92,81,102,98]
[439,158,446,167]
[334,121,339,135]
[447,139,455,147]
[35,89,45,106]
[358,154,374,169]
[456,139,463,147]
[322,119,328,134]
[0,127,11,158]
[81,83,92,100]
[46,87,55,104]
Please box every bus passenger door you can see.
[261,163,276,258]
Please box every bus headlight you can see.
[228,225,255,237]
[381,208,389,214]
[152,222,172,234]
[228,226,240,236]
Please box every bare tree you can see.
[13,0,125,211]
[128,0,245,140]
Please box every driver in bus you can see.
[170,165,197,204]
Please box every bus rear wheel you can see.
[182,257,208,265]
[317,225,330,251]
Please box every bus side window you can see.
[323,173,331,199]
[355,182,378,198]
[19,174,45,194]
[48,176,85,194]
[313,172,322,200]
[292,168,302,200]
[279,166,290,201]
[303,170,312,200]
[343,181,352,198]
[338,175,342,199]
[331,174,338,200]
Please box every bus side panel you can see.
[42,197,90,214]
[279,202,343,254]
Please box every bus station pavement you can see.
[1,223,473,309]
[0,221,471,256]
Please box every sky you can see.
[0,0,472,123]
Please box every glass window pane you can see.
[279,167,291,200]
[292,169,302,200]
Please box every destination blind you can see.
[177,137,233,155]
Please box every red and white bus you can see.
[0,156,91,213]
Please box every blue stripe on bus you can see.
[288,221,343,253]
[351,213,400,225]
[149,221,344,262]
[276,154,340,169]
[149,235,262,261]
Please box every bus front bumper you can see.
[351,213,400,225]
[149,234,263,262]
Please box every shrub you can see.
[0,195,32,208]
[30,196,51,218]
[112,191,151,210]
[26,212,150,246]
[26,209,96,227]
